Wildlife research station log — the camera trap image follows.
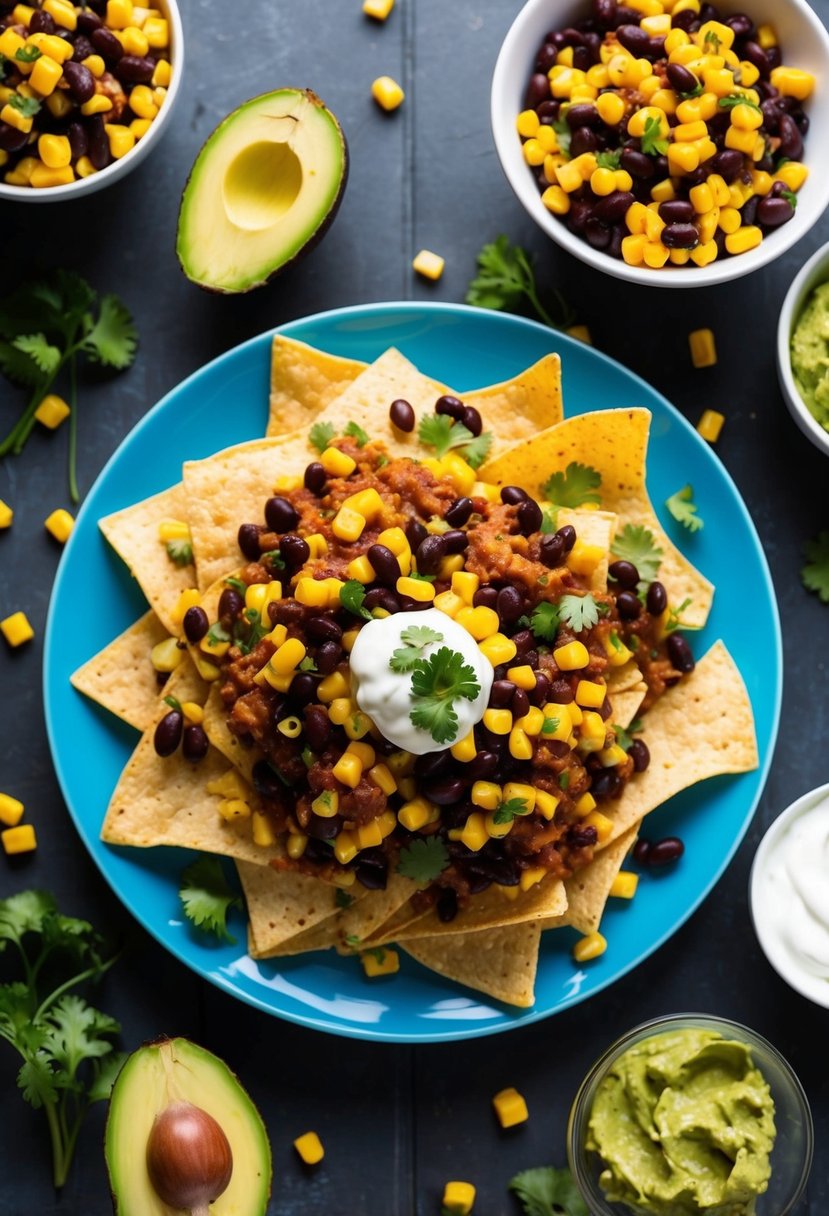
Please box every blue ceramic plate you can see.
[44,303,781,1043]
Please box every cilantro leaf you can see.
[542,462,602,509]
[309,421,336,453]
[558,593,600,632]
[463,430,493,469]
[234,608,268,655]
[165,539,193,567]
[530,601,561,641]
[205,621,231,647]
[13,333,61,375]
[611,523,663,585]
[596,149,622,169]
[552,117,571,157]
[541,716,560,735]
[665,484,703,532]
[389,624,444,673]
[663,596,693,634]
[224,576,247,593]
[640,115,668,156]
[679,81,703,98]
[492,797,530,825]
[179,856,241,944]
[418,413,475,458]
[509,1166,589,1216]
[396,836,450,884]
[80,295,137,370]
[340,579,372,620]
[335,889,355,909]
[163,695,182,712]
[408,647,480,744]
[15,45,41,62]
[465,235,574,330]
[540,508,556,533]
[344,420,369,447]
[613,716,642,752]
[718,92,761,113]
[802,531,829,603]
[8,93,40,118]
[0,339,43,388]
[781,188,798,209]
[298,655,317,672]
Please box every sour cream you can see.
[349,608,493,755]
[751,787,829,1009]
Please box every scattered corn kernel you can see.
[372,75,404,111]
[0,499,12,529]
[2,824,36,855]
[610,870,639,899]
[443,1181,476,1214]
[688,327,717,368]
[573,931,607,962]
[553,640,589,670]
[34,393,70,429]
[492,1087,529,1128]
[320,446,356,477]
[697,408,725,443]
[412,249,445,280]
[0,794,24,828]
[43,507,74,544]
[361,946,399,977]
[1,612,34,648]
[293,1132,324,1165]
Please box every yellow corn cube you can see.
[362,947,400,977]
[217,798,251,823]
[397,575,435,602]
[367,763,396,796]
[567,540,604,576]
[397,797,433,831]
[317,670,349,703]
[471,781,501,811]
[0,793,24,827]
[460,811,488,852]
[770,66,814,101]
[610,870,639,899]
[320,446,356,477]
[356,820,383,850]
[2,824,36,855]
[29,53,64,95]
[344,710,372,740]
[478,632,517,666]
[725,225,762,255]
[294,577,329,608]
[80,95,113,116]
[688,327,717,368]
[334,831,358,865]
[576,679,605,708]
[520,866,546,891]
[508,727,533,761]
[573,931,607,962]
[0,29,25,58]
[293,1131,324,1165]
[451,570,479,604]
[332,751,363,789]
[535,789,559,820]
[35,393,70,429]
[443,1181,476,1214]
[327,697,354,726]
[697,408,725,443]
[0,499,12,529]
[506,664,536,690]
[485,811,513,839]
[455,605,499,641]
[482,708,512,735]
[492,1087,529,1128]
[106,123,136,159]
[574,792,597,817]
[1,612,34,648]
[515,706,544,736]
[583,809,614,843]
[553,640,589,670]
[44,508,74,543]
[143,14,168,46]
[372,75,404,111]
[412,249,445,281]
[0,101,33,134]
[450,730,476,763]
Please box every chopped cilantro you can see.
[408,570,436,583]
[389,624,444,673]
[206,621,231,647]
[335,889,355,909]
[613,717,642,752]
[376,453,390,468]
[163,695,182,712]
[540,508,556,533]
[8,93,41,118]
[640,114,668,156]
[802,531,829,603]
[308,420,336,453]
[340,579,372,620]
[663,596,693,634]
[530,600,561,641]
[611,523,663,585]
[596,149,622,170]
[703,30,722,50]
[396,836,450,883]
[15,45,41,62]
[679,81,703,98]
[301,746,314,768]
[542,461,602,509]
[719,93,762,113]
[541,716,560,735]
[224,575,247,593]
[298,655,317,672]
[234,608,268,655]
[608,629,623,652]
[558,593,600,633]
[492,797,530,825]
[179,856,241,944]
[165,539,193,567]
[781,188,798,209]
[408,646,480,744]
[665,484,703,532]
[552,116,571,157]
[509,1166,589,1216]
[559,771,570,790]
[344,420,369,447]
[261,550,286,570]
[345,933,362,950]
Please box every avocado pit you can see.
[146,1100,233,1215]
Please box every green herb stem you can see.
[68,351,79,503]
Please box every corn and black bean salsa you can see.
[519,0,813,269]
[0,0,172,188]
[167,396,696,924]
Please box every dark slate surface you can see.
[1,0,827,1211]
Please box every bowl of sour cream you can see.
[750,782,829,1009]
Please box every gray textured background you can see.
[1,0,827,1211]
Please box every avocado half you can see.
[176,88,348,293]
[105,1037,272,1215]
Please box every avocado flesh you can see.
[105,1037,271,1216]
[177,88,347,293]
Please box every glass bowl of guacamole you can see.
[778,239,829,458]
[567,1014,813,1216]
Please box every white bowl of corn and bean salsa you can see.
[0,0,182,200]
[491,0,829,286]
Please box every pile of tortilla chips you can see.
[71,336,758,1009]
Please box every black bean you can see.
[726,12,753,37]
[539,533,566,568]
[316,640,342,675]
[741,196,759,227]
[767,46,781,71]
[305,615,341,643]
[218,587,244,624]
[570,127,598,158]
[304,837,335,864]
[182,724,209,762]
[777,112,803,160]
[666,62,699,93]
[443,529,468,554]
[615,23,650,55]
[84,111,111,168]
[308,813,341,841]
[593,190,634,225]
[405,518,428,550]
[264,495,298,533]
[474,586,499,610]
[530,672,550,706]
[535,42,559,72]
[616,589,641,619]
[620,147,654,178]
[467,750,499,780]
[30,9,56,32]
[390,397,415,432]
[66,120,88,161]
[181,606,208,643]
[671,8,697,31]
[415,750,453,779]
[585,217,611,250]
[91,24,123,60]
[356,857,388,890]
[566,103,600,129]
[525,72,551,110]
[536,100,560,123]
[0,121,30,153]
[113,52,155,83]
[709,148,744,183]
[237,522,263,560]
[608,559,639,588]
[667,633,695,673]
[436,888,459,922]
[511,689,530,720]
[523,648,539,671]
[497,585,524,624]
[648,836,685,866]
[557,524,576,552]
[72,35,95,62]
[757,196,794,228]
[501,484,528,505]
[364,586,399,613]
[416,534,447,575]
[663,223,700,250]
[489,680,516,708]
[304,461,327,494]
[591,769,622,801]
[363,543,398,588]
[569,824,599,847]
[435,394,465,420]
[593,0,617,27]
[567,199,592,234]
[154,711,183,757]
[517,498,543,535]
[547,678,574,703]
[461,405,482,436]
[289,673,317,708]
[742,40,770,77]
[511,629,533,655]
[422,777,466,805]
[462,852,519,886]
[632,838,652,865]
[646,580,667,615]
[304,705,332,751]
[629,738,650,772]
[659,199,695,224]
[279,533,310,571]
[445,496,473,528]
[77,9,102,32]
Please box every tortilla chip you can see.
[481,408,714,627]
[402,920,541,1008]
[267,335,367,437]
[70,611,171,732]
[611,682,648,731]
[557,507,616,592]
[543,826,638,935]
[460,353,563,440]
[202,685,259,786]
[239,859,364,956]
[248,916,341,959]
[99,483,197,635]
[600,640,758,847]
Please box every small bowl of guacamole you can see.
[778,240,829,458]
[567,1014,813,1216]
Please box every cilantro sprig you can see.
[0,271,137,502]
[640,115,668,156]
[542,462,602,509]
[802,531,829,603]
[8,93,41,118]
[613,716,642,753]
[509,1166,589,1216]
[396,836,450,884]
[596,149,622,170]
[406,646,480,744]
[665,484,703,532]
[530,600,561,641]
[340,579,372,620]
[718,92,762,113]
[0,890,124,1189]
[308,421,336,453]
[465,235,575,331]
[344,420,370,447]
[418,413,493,469]
[611,523,663,586]
[492,797,530,825]
[179,856,242,944]
[165,539,193,567]
[558,593,601,632]
[390,624,444,672]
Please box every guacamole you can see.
[791,281,829,432]
[587,1028,776,1216]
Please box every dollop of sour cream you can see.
[349,608,493,755]
[754,793,829,993]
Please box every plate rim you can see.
[43,300,782,1043]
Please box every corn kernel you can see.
[697,408,725,443]
[598,743,628,767]
[460,811,488,852]
[43,507,74,544]
[471,781,501,811]
[294,577,329,608]
[450,730,477,763]
[0,793,24,827]
[484,811,513,839]
[595,90,625,125]
[412,249,445,281]
[80,94,113,117]
[583,809,614,843]
[573,931,607,962]
[361,946,400,977]
[508,727,533,761]
[332,752,363,789]
[576,679,605,709]
[35,393,70,429]
[397,575,435,602]
[192,654,220,682]
[477,632,517,666]
[367,762,396,796]
[395,797,431,831]
[553,640,589,670]
[492,1086,528,1128]
[0,499,11,529]
[775,161,808,192]
[217,798,251,822]
[0,101,33,134]
[333,831,358,864]
[725,225,762,255]
[327,697,353,726]
[610,870,639,899]
[347,554,375,583]
[1,612,34,648]
[2,824,36,855]
[443,1181,476,1214]
[105,122,136,159]
[356,820,384,850]
[372,75,404,111]
[455,605,498,640]
[82,52,105,77]
[535,789,559,820]
[756,22,776,49]
[690,239,718,267]
[286,832,307,860]
[482,708,512,736]
[294,1132,324,1165]
[320,446,356,477]
[770,66,814,101]
[688,327,717,368]
[28,53,63,95]
[450,570,478,604]
[143,14,168,46]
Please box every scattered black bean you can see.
[501,485,528,505]
[616,589,642,619]
[237,523,263,560]
[445,496,473,528]
[461,405,482,436]
[516,498,543,535]
[183,606,209,643]
[264,495,298,533]
[443,529,469,554]
[608,558,639,588]
[304,461,327,494]
[539,533,566,568]
[629,738,650,772]
[648,836,685,866]
[435,395,465,420]
[646,580,667,616]
[390,398,415,432]
[182,724,209,762]
[667,632,695,673]
[405,518,428,550]
[218,587,244,624]
[154,711,183,757]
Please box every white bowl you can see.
[491,0,829,288]
[0,0,183,203]
[750,782,829,1010]
[776,239,829,457]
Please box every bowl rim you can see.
[776,240,829,457]
[566,1011,814,1216]
[490,0,829,289]
[0,0,184,203]
[749,780,829,1009]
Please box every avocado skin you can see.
[176,88,349,295]
[105,1036,272,1216]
